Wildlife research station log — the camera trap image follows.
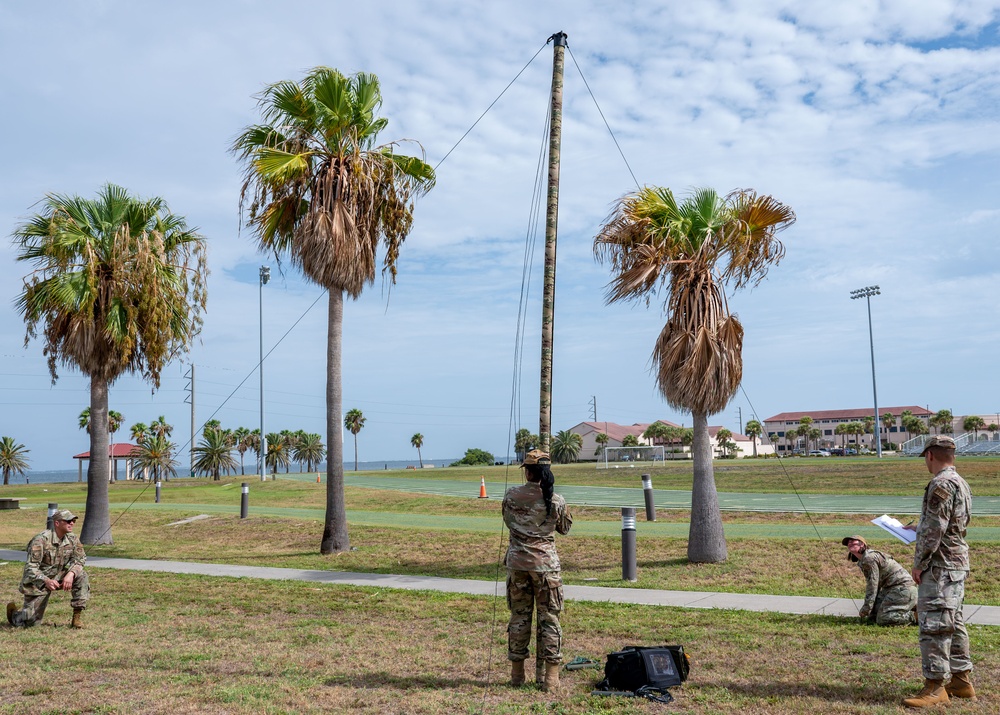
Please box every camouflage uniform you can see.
[855,549,916,626]
[10,528,89,627]
[913,466,972,679]
[503,482,572,664]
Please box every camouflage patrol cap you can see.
[52,509,78,522]
[521,449,551,467]
[920,435,956,456]
[842,535,867,562]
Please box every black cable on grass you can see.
[90,289,327,544]
[739,384,864,615]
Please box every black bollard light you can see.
[641,473,656,521]
[47,503,58,531]
[155,480,161,504]
[621,507,637,581]
[241,482,249,519]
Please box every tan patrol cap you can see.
[53,509,78,522]
[920,435,957,456]
[521,449,551,466]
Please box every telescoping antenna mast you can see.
[538,31,566,453]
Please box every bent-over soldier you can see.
[7,509,89,629]
[842,535,916,626]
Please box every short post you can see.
[621,507,637,582]
[155,480,161,504]
[47,503,58,531]
[641,473,656,522]
[241,482,249,519]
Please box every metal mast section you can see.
[538,31,566,453]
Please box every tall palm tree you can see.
[133,435,178,483]
[129,422,149,443]
[294,433,326,473]
[264,432,290,476]
[192,429,238,481]
[744,419,762,457]
[550,430,583,464]
[233,427,251,475]
[595,186,794,562]
[248,429,262,475]
[344,409,366,471]
[410,433,424,468]
[234,67,434,554]
[0,437,30,486]
[594,432,609,457]
[715,428,733,457]
[13,184,207,544]
[930,409,953,435]
[963,415,985,440]
[881,412,895,448]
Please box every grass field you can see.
[2,458,998,713]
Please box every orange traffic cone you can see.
[316,474,321,483]
[479,476,488,499]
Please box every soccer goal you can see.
[597,445,666,469]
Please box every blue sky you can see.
[2,1,999,470]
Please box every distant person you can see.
[6,509,89,629]
[503,450,572,692]
[902,435,974,708]
[841,535,916,626]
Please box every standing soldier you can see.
[903,436,974,708]
[503,450,572,692]
[7,509,89,628]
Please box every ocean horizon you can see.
[16,457,514,485]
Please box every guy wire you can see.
[738,384,864,614]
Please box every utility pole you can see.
[735,406,743,435]
[538,31,566,454]
[184,364,195,477]
[589,395,597,422]
[851,286,882,458]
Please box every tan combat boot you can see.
[510,660,525,686]
[945,670,976,700]
[541,662,560,693]
[6,602,16,626]
[902,679,948,708]
[70,608,84,629]
[535,659,546,688]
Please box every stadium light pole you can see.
[851,286,882,458]
[259,265,270,481]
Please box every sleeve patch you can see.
[932,486,951,502]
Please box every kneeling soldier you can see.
[843,535,916,626]
[7,509,89,628]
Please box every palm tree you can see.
[930,409,953,435]
[133,435,178,483]
[595,186,794,562]
[0,437,30,486]
[129,422,149,443]
[963,415,985,440]
[808,427,822,451]
[796,416,813,453]
[248,429,262,475]
[14,185,207,544]
[715,428,733,457]
[594,432,609,457]
[344,409,366,471]
[881,412,895,449]
[550,430,583,464]
[514,428,538,461]
[150,415,174,439]
[234,67,434,554]
[294,433,326,473]
[744,419,762,457]
[264,432,290,476]
[192,429,238,481]
[233,427,251,476]
[80,407,126,481]
[410,433,424,468]
[621,433,640,461]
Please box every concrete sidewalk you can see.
[3,549,999,626]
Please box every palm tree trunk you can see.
[353,434,358,471]
[321,290,350,553]
[79,378,113,545]
[417,447,423,468]
[687,411,727,563]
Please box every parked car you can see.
[829,448,845,456]
[808,450,831,457]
